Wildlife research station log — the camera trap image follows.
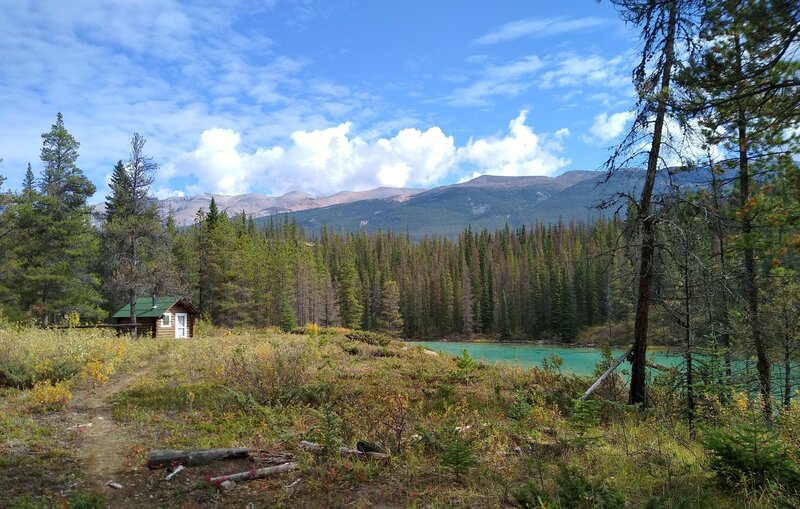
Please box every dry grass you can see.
[0,328,796,508]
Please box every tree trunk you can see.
[785,331,792,408]
[582,346,633,400]
[709,164,733,384]
[130,288,137,340]
[208,462,299,485]
[684,247,695,428]
[630,0,677,406]
[735,34,771,419]
[147,448,250,469]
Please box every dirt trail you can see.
[67,370,140,491]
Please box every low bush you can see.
[30,380,72,411]
[703,420,800,492]
[514,481,554,509]
[555,465,625,509]
[345,330,392,347]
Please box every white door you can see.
[175,313,188,338]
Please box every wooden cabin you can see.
[112,296,200,338]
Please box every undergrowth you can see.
[1,328,797,508]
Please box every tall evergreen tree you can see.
[17,113,100,325]
[105,160,131,221]
[682,0,800,416]
[102,133,174,337]
[337,252,363,329]
[22,163,35,194]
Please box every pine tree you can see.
[379,279,403,332]
[18,113,100,325]
[337,253,363,329]
[22,163,35,194]
[681,0,800,416]
[104,160,131,221]
[498,290,512,341]
[101,133,174,337]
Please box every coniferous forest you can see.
[1,120,633,340]
[0,102,797,365]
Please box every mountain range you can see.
[126,169,673,237]
[261,170,663,238]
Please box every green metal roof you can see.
[111,296,184,319]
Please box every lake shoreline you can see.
[404,337,675,353]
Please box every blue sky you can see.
[0,0,640,200]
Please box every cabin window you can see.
[161,313,172,327]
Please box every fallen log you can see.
[645,360,675,372]
[581,346,632,401]
[147,448,250,469]
[209,462,299,485]
[299,440,390,461]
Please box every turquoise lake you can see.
[410,341,685,377]
[410,341,797,400]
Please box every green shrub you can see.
[555,465,625,509]
[307,405,342,456]
[9,495,49,509]
[703,421,800,492]
[514,482,553,508]
[508,391,533,422]
[345,330,392,346]
[0,360,80,388]
[440,435,478,483]
[456,349,477,371]
[67,491,107,509]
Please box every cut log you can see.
[147,448,250,469]
[251,451,295,466]
[581,346,632,401]
[299,440,390,461]
[209,462,299,485]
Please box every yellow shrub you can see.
[32,380,72,411]
[33,357,53,379]
[304,322,321,337]
[81,360,112,386]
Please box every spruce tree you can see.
[337,254,363,329]
[101,133,173,337]
[18,113,100,325]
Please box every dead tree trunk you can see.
[208,462,299,484]
[630,0,678,406]
[147,448,250,469]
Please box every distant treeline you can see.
[172,209,633,340]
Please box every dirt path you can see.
[66,369,140,493]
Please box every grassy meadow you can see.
[1,326,799,508]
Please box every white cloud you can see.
[152,187,186,200]
[458,111,570,177]
[539,54,629,89]
[590,111,634,142]
[448,56,545,106]
[447,52,630,108]
[172,122,457,195]
[169,111,570,195]
[474,17,608,45]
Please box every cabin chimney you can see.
[152,295,157,308]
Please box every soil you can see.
[65,369,144,505]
